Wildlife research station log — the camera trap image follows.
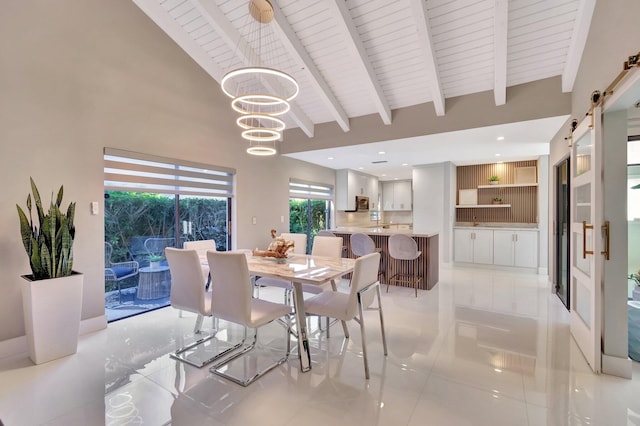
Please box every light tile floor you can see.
[2,265,640,425]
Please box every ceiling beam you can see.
[562,0,596,92]
[410,0,445,116]
[131,0,224,81]
[191,0,315,137]
[270,2,350,132]
[493,0,508,106]
[327,0,392,125]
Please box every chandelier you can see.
[221,0,299,156]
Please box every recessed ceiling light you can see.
[381,174,387,177]
[497,136,505,141]
[394,177,399,180]
[358,167,364,170]
[402,163,409,166]
[378,151,385,155]
[495,153,501,157]
[327,157,334,160]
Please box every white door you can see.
[382,182,394,211]
[454,229,473,263]
[394,181,412,210]
[513,231,538,268]
[493,230,514,266]
[570,109,603,373]
[473,229,494,264]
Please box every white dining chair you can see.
[297,236,345,335]
[165,248,242,368]
[207,251,292,386]
[304,252,388,379]
[254,232,307,303]
[317,230,348,256]
[183,239,216,285]
[387,234,422,297]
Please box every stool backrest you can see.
[350,233,376,257]
[388,234,419,260]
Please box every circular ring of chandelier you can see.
[231,94,290,116]
[221,67,299,101]
[236,114,285,132]
[247,145,277,156]
[241,128,281,142]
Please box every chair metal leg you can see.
[210,317,291,387]
[170,323,245,369]
[375,284,388,356]
[194,315,204,334]
[340,320,349,338]
[356,294,370,380]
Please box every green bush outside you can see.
[104,191,228,263]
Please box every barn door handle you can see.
[583,221,594,258]
[601,221,610,260]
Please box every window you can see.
[104,148,235,321]
[289,179,333,253]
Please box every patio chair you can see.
[144,237,176,266]
[104,242,139,302]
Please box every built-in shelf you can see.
[456,204,512,208]
[477,183,538,188]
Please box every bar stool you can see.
[350,233,385,284]
[387,234,421,297]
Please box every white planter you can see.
[21,272,84,364]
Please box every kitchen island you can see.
[330,227,439,290]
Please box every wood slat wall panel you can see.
[334,233,439,291]
[456,160,538,224]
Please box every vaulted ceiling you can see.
[133,0,593,138]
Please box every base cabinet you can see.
[454,229,493,264]
[455,227,538,269]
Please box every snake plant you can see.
[16,178,76,280]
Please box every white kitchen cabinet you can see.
[493,230,538,268]
[382,180,412,211]
[336,169,378,211]
[514,231,538,268]
[368,177,379,210]
[454,228,493,264]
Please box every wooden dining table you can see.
[246,252,355,372]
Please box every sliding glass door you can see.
[555,158,570,308]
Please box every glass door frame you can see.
[555,156,570,309]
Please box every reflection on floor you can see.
[105,287,170,322]
[2,265,640,425]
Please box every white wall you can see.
[412,162,450,263]
[0,0,333,347]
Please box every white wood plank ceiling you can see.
[133,0,593,139]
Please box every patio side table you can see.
[137,266,171,300]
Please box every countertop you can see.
[454,223,538,231]
[330,227,439,238]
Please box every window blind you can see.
[289,179,333,201]
[104,148,235,197]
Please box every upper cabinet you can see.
[336,169,378,211]
[382,180,412,211]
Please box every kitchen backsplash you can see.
[335,210,377,227]
[335,210,413,227]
